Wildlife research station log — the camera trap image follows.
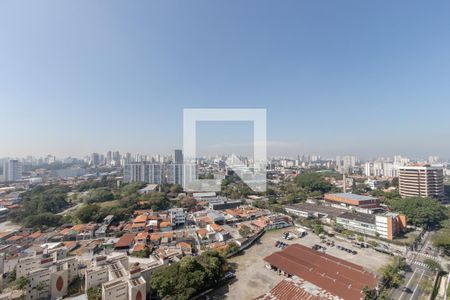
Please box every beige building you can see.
[11,245,78,300]
[398,165,444,199]
[85,254,159,300]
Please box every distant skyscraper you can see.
[106,151,112,165]
[398,165,444,199]
[336,155,357,174]
[1,159,22,182]
[90,153,100,166]
[174,149,183,164]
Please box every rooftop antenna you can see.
[343,172,346,193]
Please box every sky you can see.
[1,1,450,160]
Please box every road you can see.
[391,231,439,300]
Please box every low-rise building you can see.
[169,208,186,226]
[263,244,378,300]
[324,193,381,214]
[285,203,346,224]
[14,246,79,300]
[252,214,292,230]
[336,211,407,240]
[208,199,242,210]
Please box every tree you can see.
[6,270,16,286]
[15,276,30,295]
[179,196,197,210]
[296,173,332,195]
[9,184,70,226]
[84,187,114,204]
[239,225,252,238]
[120,182,146,197]
[362,285,376,300]
[131,247,151,258]
[170,184,183,194]
[139,192,171,211]
[313,224,324,235]
[387,197,447,228]
[380,257,406,288]
[87,287,101,300]
[432,218,450,256]
[23,213,63,228]
[150,251,226,300]
[391,177,399,188]
[76,204,101,223]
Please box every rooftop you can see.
[263,244,378,300]
[285,203,347,219]
[325,193,377,201]
[114,233,136,248]
[337,211,376,224]
[256,278,334,300]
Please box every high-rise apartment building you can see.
[364,161,398,178]
[174,149,183,164]
[0,159,22,182]
[398,165,444,199]
[124,162,196,186]
[336,155,357,174]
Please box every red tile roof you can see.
[133,243,147,252]
[255,279,328,300]
[150,233,162,241]
[114,233,136,248]
[263,244,378,300]
[6,235,23,242]
[210,223,223,232]
[133,215,148,223]
[197,228,208,237]
[28,231,42,239]
[159,221,171,228]
[135,232,149,241]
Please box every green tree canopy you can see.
[386,197,447,228]
[139,192,171,211]
[76,204,101,223]
[432,219,450,256]
[150,250,226,300]
[84,187,114,204]
[295,173,332,195]
[9,184,70,227]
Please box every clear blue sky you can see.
[1,1,450,159]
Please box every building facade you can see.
[0,159,22,182]
[336,212,407,240]
[124,162,197,186]
[398,165,444,199]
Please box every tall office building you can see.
[174,149,183,164]
[398,165,444,199]
[1,159,22,182]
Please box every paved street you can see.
[391,231,443,300]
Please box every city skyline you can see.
[2,1,450,158]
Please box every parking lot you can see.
[208,227,392,299]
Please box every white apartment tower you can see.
[1,159,22,182]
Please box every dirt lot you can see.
[208,227,392,300]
